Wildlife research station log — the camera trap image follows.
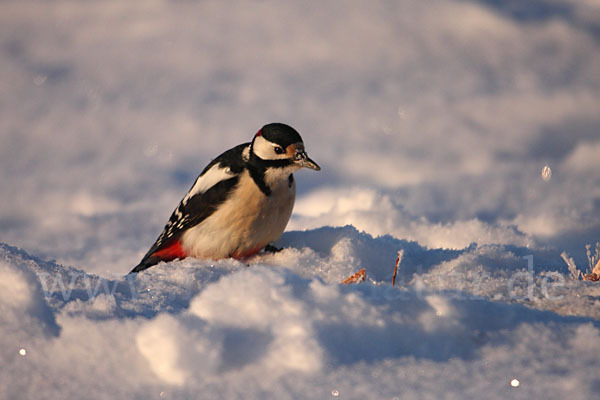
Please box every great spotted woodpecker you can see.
[130,123,320,273]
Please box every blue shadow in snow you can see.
[466,0,600,38]
[316,283,599,365]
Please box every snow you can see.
[3,230,600,399]
[2,0,600,398]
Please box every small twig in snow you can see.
[392,250,403,286]
[561,251,580,280]
[341,268,366,285]
[562,243,600,281]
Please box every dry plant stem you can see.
[586,243,600,273]
[341,268,366,284]
[392,250,403,286]
[582,245,600,281]
[593,259,600,276]
[583,272,600,281]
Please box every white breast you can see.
[180,169,296,259]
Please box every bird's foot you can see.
[263,244,282,253]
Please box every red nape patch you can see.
[255,129,262,137]
[152,240,187,262]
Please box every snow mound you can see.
[2,229,600,399]
[0,255,59,339]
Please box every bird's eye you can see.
[274,146,285,155]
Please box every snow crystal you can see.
[542,165,552,181]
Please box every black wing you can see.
[130,143,249,273]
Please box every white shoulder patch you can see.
[182,164,234,205]
[242,144,251,162]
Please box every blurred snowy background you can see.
[2,1,600,398]
[2,0,599,275]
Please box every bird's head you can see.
[250,123,320,171]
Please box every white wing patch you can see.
[242,144,251,162]
[182,164,235,205]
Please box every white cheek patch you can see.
[182,164,234,205]
[252,135,289,160]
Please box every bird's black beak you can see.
[294,150,320,171]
